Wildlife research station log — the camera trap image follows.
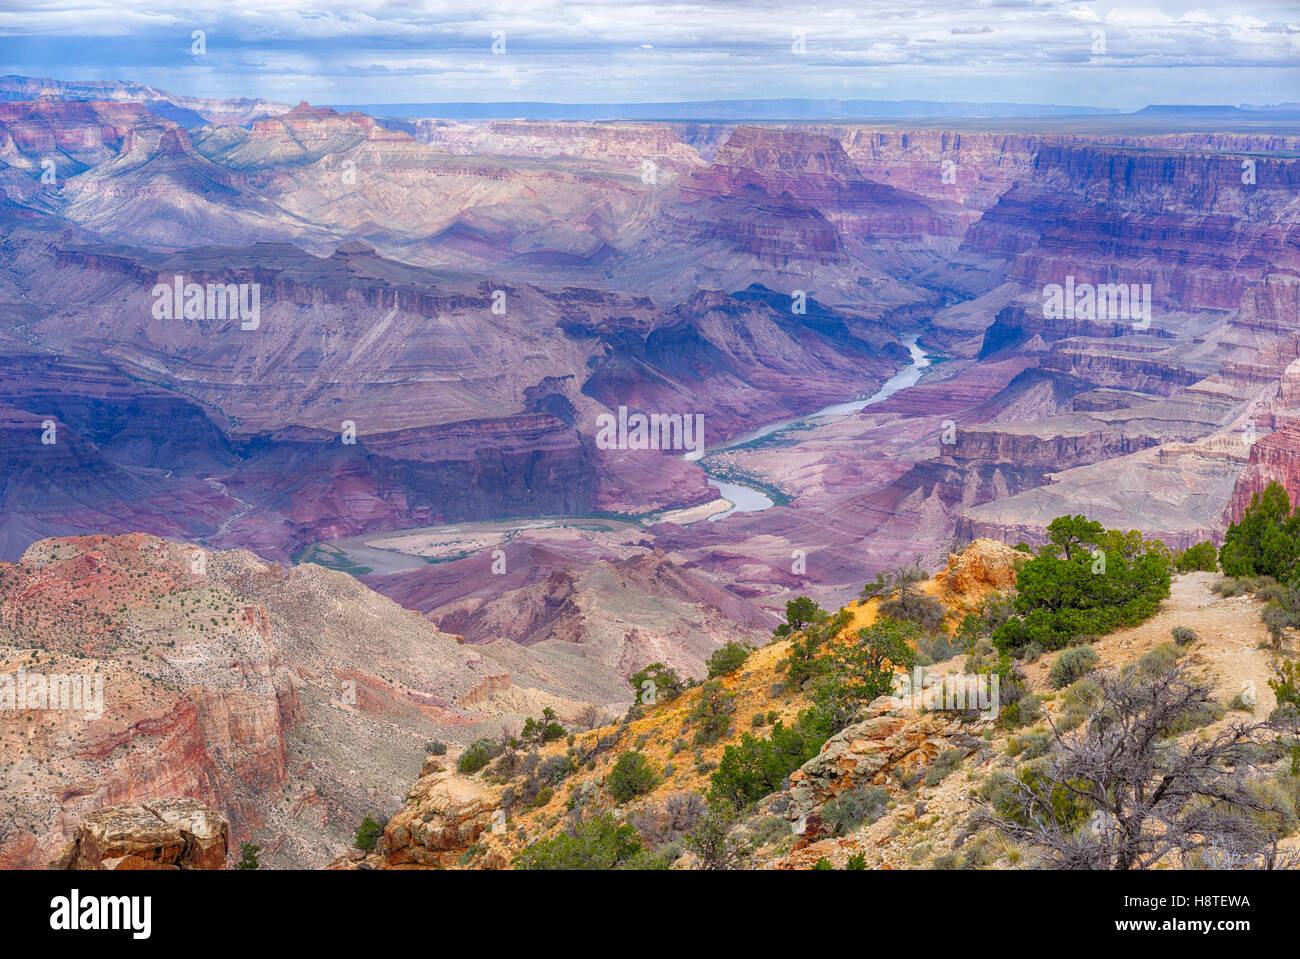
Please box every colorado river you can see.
[690,333,931,521]
[307,334,932,571]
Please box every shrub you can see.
[629,792,707,846]
[707,641,752,678]
[862,564,948,633]
[1049,645,1099,689]
[1175,540,1218,573]
[919,632,963,663]
[1171,626,1197,646]
[710,712,828,808]
[685,799,749,870]
[354,815,383,852]
[982,661,1290,869]
[923,749,965,787]
[813,619,919,731]
[821,785,889,835]
[458,738,505,775]
[811,857,834,870]
[536,754,576,786]
[992,516,1171,653]
[782,608,853,686]
[427,740,448,756]
[1269,659,1300,719]
[521,708,565,745]
[957,593,1016,650]
[628,662,685,706]
[1262,585,1300,650]
[688,681,736,745]
[773,597,827,639]
[606,751,657,803]
[1057,678,1103,732]
[1220,482,1300,579]
[235,842,261,870]
[845,852,868,870]
[1007,730,1053,759]
[1227,691,1255,712]
[514,814,663,870]
[998,693,1041,730]
[1136,642,1185,678]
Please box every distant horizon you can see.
[12,74,1300,127]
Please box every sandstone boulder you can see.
[49,798,229,870]
[381,770,499,868]
[786,697,966,823]
[934,538,1022,607]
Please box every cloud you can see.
[0,0,1296,109]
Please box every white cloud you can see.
[1,1,1296,109]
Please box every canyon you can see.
[3,77,1300,867]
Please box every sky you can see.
[1,1,1298,110]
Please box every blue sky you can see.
[1,1,1297,110]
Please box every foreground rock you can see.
[49,799,229,870]
[786,697,975,834]
[378,770,502,869]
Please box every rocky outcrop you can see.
[49,799,229,870]
[786,698,973,834]
[933,538,1022,607]
[379,770,500,868]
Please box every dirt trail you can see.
[1027,571,1280,716]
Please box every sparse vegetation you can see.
[1049,645,1099,689]
[861,564,948,634]
[354,815,383,852]
[684,799,749,870]
[923,749,965,786]
[458,738,505,775]
[513,813,665,870]
[821,785,889,835]
[706,641,752,678]
[981,662,1298,869]
[606,751,657,803]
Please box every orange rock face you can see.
[380,770,500,868]
[933,538,1023,608]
